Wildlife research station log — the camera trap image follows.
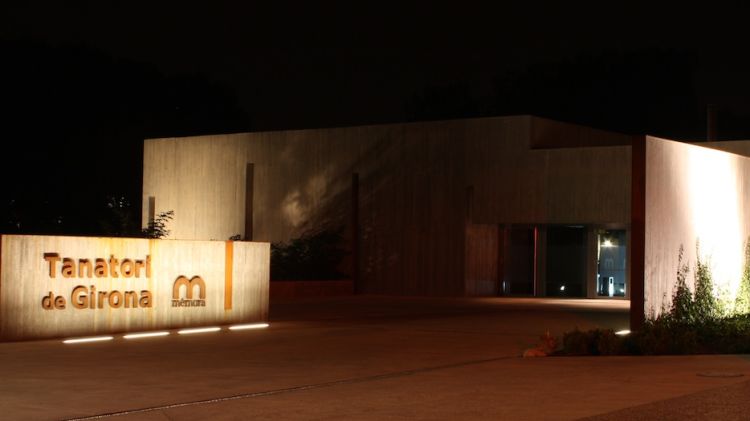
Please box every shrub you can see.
[735,241,750,315]
[141,210,174,239]
[596,329,624,355]
[562,329,626,356]
[562,329,594,355]
[559,241,750,356]
[271,226,348,280]
[670,245,693,324]
[693,244,719,323]
[99,195,174,240]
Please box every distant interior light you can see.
[602,239,613,247]
[178,327,221,335]
[63,336,114,344]
[560,285,566,291]
[229,323,269,331]
[615,330,631,336]
[123,331,170,339]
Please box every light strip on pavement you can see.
[177,327,221,335]
[123,331,170,340]
[63,336,114,344]
[229,323,269,331]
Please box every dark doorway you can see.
[546,226,587,297]
[503,227,535,295]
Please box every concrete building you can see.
[142,115,750,327]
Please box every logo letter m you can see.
[173,276,206,300]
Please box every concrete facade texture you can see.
[143,116,633,297]
[142,114,750,322]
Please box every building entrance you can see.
[545,226,587,297]
[503,227,535,295]
[596,230,627,297]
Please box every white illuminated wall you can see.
[644,137,750,316]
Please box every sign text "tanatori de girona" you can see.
[41,253,153,310]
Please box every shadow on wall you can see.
[266,128,407,287]
[280,169,336,229]
[264,122,466,295]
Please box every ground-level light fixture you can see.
[229,323,269,330]
[63,336,114,344]
[123,331,170,340]
[177,327,221,335]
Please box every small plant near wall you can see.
[561,328,626,356]
[99,195,174,240]
[670,245,694,324]
[141,210,174,239]
[670,243,722,325]
[735,242,750,315]
[693,246,720,323]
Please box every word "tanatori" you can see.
[43,253,151,278]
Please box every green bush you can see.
[693,244,719,323]
[562,329,594,355]
[270,226,348,280]
[559,241,750,356]
[670,245,694,324]
[596,329,624,355]
[562,329,626,356]
[736,242,750,315]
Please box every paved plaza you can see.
[0,296,748,420]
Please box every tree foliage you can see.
[670,245,693,323]
[693,244,719,322]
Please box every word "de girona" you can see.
[42,286,153,310]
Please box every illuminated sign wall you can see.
[0,235,269,341]
[643,137,750,317]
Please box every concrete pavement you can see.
[0,296,747,420]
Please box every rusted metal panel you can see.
[465,224,499,296]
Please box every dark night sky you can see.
[2,2,750,234]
